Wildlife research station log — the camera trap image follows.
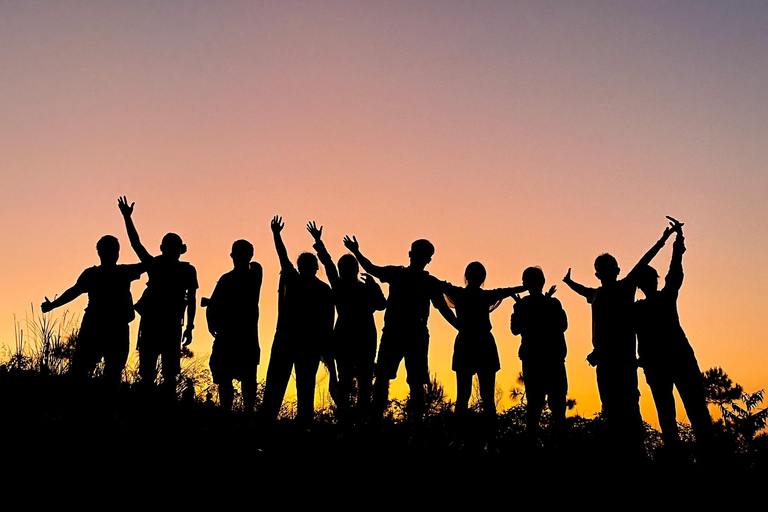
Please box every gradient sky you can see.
[2,1,767,425]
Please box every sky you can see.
[1,1,767,425]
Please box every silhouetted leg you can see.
[645,368,679,448]
[295,354,320,426]
[336,353,353,419]
[69,317,100,381]
[675,358,714,449]
[261,341,293,421]
[103,323,130,391]
[455,371,472,414]
[548,362,568,446]
[356,357,374,423]
[404,332,429,420]
[138,327,160,391]
[242,376,257,413]
[523,360,545,445]
[371,377,390,419]
[597,361,644,461]
[371,331,401,420]
[159,327,181,399]
[478,370,497,450]
[478,371,496,417]
[218,379,234,411]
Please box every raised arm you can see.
[664,225,686,292]
[563,268,595,300]
[627,218,680,280]
[271,215,292,271]
[118,196,152,263]
[343,235,385,279]
[308,221,339,285]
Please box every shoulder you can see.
[547,296,563,307]
[378,265,404,282]
[77,265,100,284]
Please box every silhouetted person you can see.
[118,196,198,397]
[444,262,526,416]
[41,235,144,388]
[206,240,263,413]
[261,216,334,426]
[634,219,713,454]
[563,220,674,459]
[307,222,386,424]
[510,266,568,446]
[343,235,458,420]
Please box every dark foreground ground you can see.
[1,369,765,503]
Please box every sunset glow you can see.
[2,1,767,427]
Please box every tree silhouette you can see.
[703,366,767,453]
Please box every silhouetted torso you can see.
[208,266,261,341]
[78,264,144,324]
[136,255,198,324]
[634,271,691,366]
[274,266,334,351]
[445,286,512,373]
[511,294,567,363]
[588,279,637,363]
[377,266,443,330]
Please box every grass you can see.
[2,308,767,488]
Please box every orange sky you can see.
[2,1,767,426]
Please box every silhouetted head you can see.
[594,253,620,283]
[635,264,659,295]
[297,252,318,276]
[160,233,186,259]
[231,239,254,268]
[464,261,486,287]
[338,253,359,281]
[408,239,435,270]
[522,266,545,293]
[96,235,120,265]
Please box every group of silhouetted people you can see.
[41,200,712,458]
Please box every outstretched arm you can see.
[308,221,339,285]
[488,285,528,303]
[41,283,85,313]
[563,268,595,300]
[271,215,292,271]
[343,235,385,279]
[118,196,152,262]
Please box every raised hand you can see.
[41,297,53,313]
[343,235,359,253]
[546,285,557,297]
[666,215,684,234]
[306,221,323,243]
[271,215,284,234]
[563,268,571,282]
[118,196,134,217]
